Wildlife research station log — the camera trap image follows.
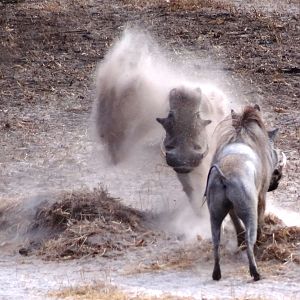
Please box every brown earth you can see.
[19,186,159,260]
[16,187,300,266]
[1,0,299,207]
[0,0,299,298]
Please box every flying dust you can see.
[0,28,298,263]
[91,27,296,244]
[91,27,240,241]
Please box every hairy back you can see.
[211,105,275,192]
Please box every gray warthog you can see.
[156,85,229,214]
[205,104,280,281]
[268,151,286,192]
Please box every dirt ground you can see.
[0,0,299,299]
[1,0,299,206]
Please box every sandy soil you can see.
[0,0,299,299]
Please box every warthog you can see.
[205,104,280,281]
[156,85,229,213]
[268,151,286,192]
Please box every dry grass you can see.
[50,281,271,300]
[121,0,235,12]
[258,214,300,263]
[29,195,300,264]
[13,191,300,266]
[124,213,300,275]
[49,281,194,300]
[21,186,158,260]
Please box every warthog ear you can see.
[254,104,261,111]
[169,88,181,108]
[156,117,167,128]
[268,128,279,141]
[231,109,237,119]
[169,88,177,98]
[195,87,202,95]
[202,119,212,126]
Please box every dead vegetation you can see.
[50,281,195,300]
[258,213,300,263]
[18,188,299,266]
[20,186,158,260]
[124,214,300,275]
[0,0,299,295]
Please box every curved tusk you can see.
[280,151,287,167]
[160,140,166,158]
[202,145,209,159]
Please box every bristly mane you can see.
[232,106,265,132]
[214,105,268,152]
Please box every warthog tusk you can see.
[202,146,209,159]
[160,139,166,158]
[280,151,287,168]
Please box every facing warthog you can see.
[157,87,212,174]
[206,105,280,281]
[268,148,286,192]
[156,85,229,214]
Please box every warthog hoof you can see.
[250,266,260,281]
[212,267,221,281]
[253,273,260,281]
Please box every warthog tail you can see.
[204,164,226,198]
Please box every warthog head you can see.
[267,128,286,191]
[156,87,211,174]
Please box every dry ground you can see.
[0,0,299,299]
[49,280,195,300]
[1,0,299,207]
[15,188,300,265]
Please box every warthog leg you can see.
[210,206,230,281]
[229,209,245,248]
[176,172,205,216]
[246,225,260,281]
[257,192,266,242]
[237,206,261,281]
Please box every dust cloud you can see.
[92,28,236,240]
[93,28,173,164]
[92,27,237,164]
[267,203,300,227]
[92,28,298,242]
[1,28,294,250]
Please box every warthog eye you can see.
[165,145,175,151]
[194,144,202,151]
[167,111,175,119]
[273,169,280,176]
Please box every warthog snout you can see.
[166,149,205,173]
[268,152,286,192]
[157,86,212,174]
